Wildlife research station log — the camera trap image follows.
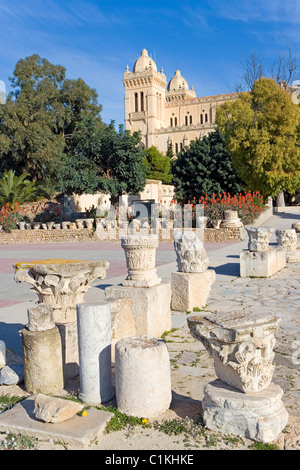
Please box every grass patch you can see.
[161,328,178,341]
[0,395,27,413]
[249,441,280,450]
[96,405,150,433]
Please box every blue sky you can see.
[0,0,299,126]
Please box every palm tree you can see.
[0,170,49,208]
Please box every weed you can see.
[97,405,150,433]
[249,441,280,450]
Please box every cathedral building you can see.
[123,49,239,154]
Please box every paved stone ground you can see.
[0,209,299,450]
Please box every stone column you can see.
[22,305,64,394]
[105,235,171,337]
[121,235,161,287]
[221,210,243,228]
[187,312,288,443]
[171,231,215,311]
[14,259,109,380]
[77,302,114,404]
[115,336,172,418]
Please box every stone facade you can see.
[123,49,239,153]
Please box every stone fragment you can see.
[246,226,274,252]
[291,222,300,233]
[33,393,84,423]
[202,379,288,443]
[115,336,172,418]
[276,229,298,251]
[188,311,281,393]
[174,231,209,273]
[0,340,5,369]
[0,365,24,385]
[27,305,55,332]
[171,269,216,311]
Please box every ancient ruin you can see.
[187,311,289,442]
[240,227,286,277]
[171,231,216,311]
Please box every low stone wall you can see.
[0,228,97,244]
[0,226,247,245]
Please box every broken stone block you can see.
[0,365,24,385]
[174,230,209,273]
[240,246,286,277]
[33,393,84,423]
[27,305,55,332]
[171,269,216,312]
[105,282,171,337]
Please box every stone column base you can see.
[22,327,64,394]
[105,282,172,337]
[202,379,289,443]
[171,270,216,312]
[240,246,286,277]
[115,336,172,419]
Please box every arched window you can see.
[175,117,178,126]
[175,143,179,153]
[134,93,138,112]
[185,116,188,126]
[205,113,208,123]
[200,114,203,124]
[190,115,193,124]
[170,118,173,127]
[140,92,144,112]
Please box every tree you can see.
[171,128,244,203]
[56,115,105,195]
[96,125,147,205]
[58,119,147,205]
[216,77,300,201]
[143,146,172,184]
[0,170,50,208]
[0,54,102,188]
[234,48,300,91]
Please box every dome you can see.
[167,70,189,91]
[133,49,157,73]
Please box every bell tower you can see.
[123,49,167,148]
